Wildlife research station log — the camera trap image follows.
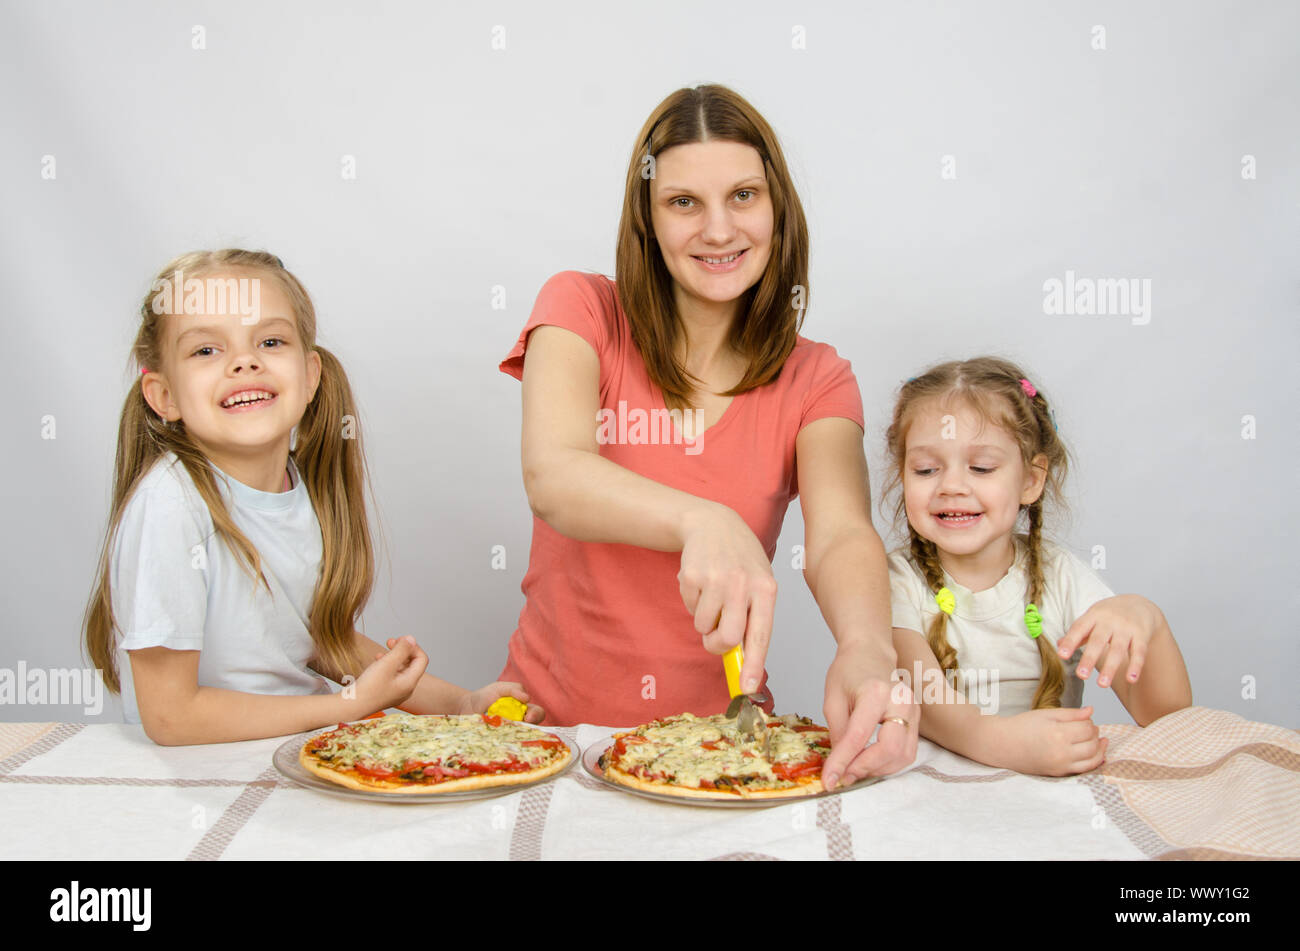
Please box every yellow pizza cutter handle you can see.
[486,696,528,721]
[723,644,745,699]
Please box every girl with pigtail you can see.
[84,250,539,744]
[884,357,1191,775]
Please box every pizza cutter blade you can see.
[723,645,769,745]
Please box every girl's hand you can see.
[995,706,1108,776]
[677,502,779,693]
[821,641,919,788]
[1056,595,1165,690]
[460,682,546,724]
[354,635,428,714]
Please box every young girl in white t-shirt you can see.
[84,249,540,744]
[884,356,1192,775]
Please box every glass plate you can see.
[582,736,881,809]
[273,720,578,804]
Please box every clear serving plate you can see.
[272,719,578,804]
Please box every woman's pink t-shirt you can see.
[499,271,865,726]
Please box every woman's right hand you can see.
[993,705,1109,776]
[677,502,778,693]
[354,635,429,715]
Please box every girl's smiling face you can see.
[902,398,1048,576]
[649,140,774,318]
[142,270,320,471]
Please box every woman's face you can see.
[648,140,774,317]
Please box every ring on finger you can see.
[879,716,909,730]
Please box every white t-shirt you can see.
[111,452,334,723]
[888,535,1115,716]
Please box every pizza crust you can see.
[602,761,822,800]
[299,745,571,794]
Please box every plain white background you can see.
[1,1,1296,729]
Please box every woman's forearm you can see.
[804,526,895,666]
[525,445,720,551]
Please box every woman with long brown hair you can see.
[85,249,541,743]
[500,85,917,787]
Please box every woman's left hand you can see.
[821,641,919,789]
[1055,594,1164,689]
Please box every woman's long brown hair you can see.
[84,250,368,692]
[615,84,810,411]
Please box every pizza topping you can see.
[424,765,469,780]
[353,759,398,779]
[603,712,831,795]
[771,753,824,781]
[304,714,568,786]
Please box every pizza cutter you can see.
[722,644,769,748]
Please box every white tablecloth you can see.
[1,708,1295,860]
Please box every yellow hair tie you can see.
[1024,603,1043,638]
[935,587,955,615]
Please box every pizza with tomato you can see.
[299,713,571,794]
[597,712,831,800]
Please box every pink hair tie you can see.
[1019,378,1037,398]
[140,367,150,375]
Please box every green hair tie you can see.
[1024,603,1043,638]
[935,587,956,615]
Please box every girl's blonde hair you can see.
[84,249,369,692]
[883,356,1071,709]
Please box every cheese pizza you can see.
[299,713,571,794]
[597,712,832,800]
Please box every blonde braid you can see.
[910,529,960,684]
[1025,500,1066,709]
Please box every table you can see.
[1,707,1294,860]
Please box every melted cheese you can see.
[308,714,564,774]
[610,713,828,789]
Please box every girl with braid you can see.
[884,357,1191,775]
[84,250,539,744]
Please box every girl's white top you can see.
[111,452,333,723]
[888,535,1115,716]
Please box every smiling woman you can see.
[497,84,920,787]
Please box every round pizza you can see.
[299,713,571,794]
[597,711,832,800]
